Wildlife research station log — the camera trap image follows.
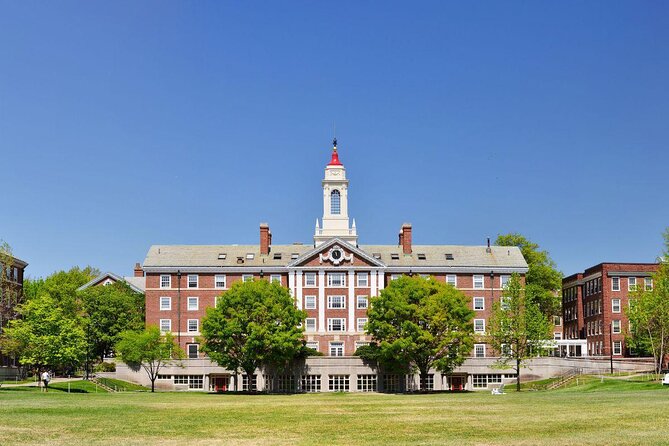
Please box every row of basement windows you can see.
[158,273,513,289]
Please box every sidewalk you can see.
[1,377,82,388]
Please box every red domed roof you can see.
[327,138,343,166]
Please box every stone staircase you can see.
[90,377,115,393]
[547,368,582,390]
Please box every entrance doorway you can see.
[210,375,229,392]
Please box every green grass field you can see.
[1,379,668,446]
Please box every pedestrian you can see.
[41,370,51,392]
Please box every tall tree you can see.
[626,228,669,375]
[200,279,306,391]
[496,233,563,317]
[487,274,552,391]
[39,266,99,316]
[116,326,184,392]
[363,275,475,391]
[80,281,145,362]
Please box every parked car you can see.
[662,373,669,386]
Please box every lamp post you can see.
[177,270,182,347]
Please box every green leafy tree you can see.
[487,274,552,391]
[200,279,306,391]
[0,240,23,335]
[39,266,99,316]
[496,233,563,317]
[626,228,669,375]
[115,326,184,392]
[1,294,87,375]
[364,275,475,391]
[80,281,145,362]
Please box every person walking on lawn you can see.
[41,370,51,392]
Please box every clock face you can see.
[331,249,342,260]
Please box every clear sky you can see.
[1,1,668,279]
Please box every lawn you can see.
[1,380,668,446]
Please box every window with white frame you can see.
[330,189,341,215]
[187,297,198,311]
[474,344,485,358]
[306,341,319,351]
[160,275,171,289]
[357,318,367,332]
[305,318,316,332]
[473,275,484,289]
[270,274,281,284]
[304,273,316,286]
[328,273,346,287]
[474,319,485,333]
[357,295,368,309]
[613,341,622,355]
[160,319,171,332]
[160,297,171,311]
[500,275,510,288]
[187,275,198,288]
[446,274,457,287]
[242,274,253,282]
[328,295,346,309]
[473,297,484,311]
[357,374,377,392]
[187,319,198,333]
[355,341,369,350]
[611,277,620,291]
[329,342,344,357]
[628,277,637,291]
[301,374,321,392]
[328,318,346,332]
[645,277,653,291]
[187,344,198,359]
[612,320,621,334]
[304,295,316,310]
[328,374,349,391]
[554,332,562,340]
[554,315,561,326]
[215,274,226,288]
[612,298,621,313]
[357,273,369,287]
[390,274,401,281]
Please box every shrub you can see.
[94,362,116,372]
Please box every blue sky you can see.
[1,1,667,279]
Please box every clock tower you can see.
[314,139,358,246]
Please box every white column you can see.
[296,271,303,310]
[348,270,355,333]
[288,271,295,298]
[378,271,385,291]
[370,269,377,297]
[318,270,326,334]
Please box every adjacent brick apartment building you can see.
[0,253,28,370]
[141,141,529,361]
[562,262,659,357]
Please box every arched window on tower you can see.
[330,190,341,215]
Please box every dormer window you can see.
[330,190,341,215]
[273,253,282,260]
[391,253,400,260]
[291,253,299,260]
[373,253,381,259]
[218,253,226,260]
[237,257,244,264]
[417,254,426,260]
[246,253,255,260]
[445,253,454,260]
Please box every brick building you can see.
[0,253,28,371]
[141,141,528,361]
[562,262,659,357]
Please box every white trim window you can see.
[159,297,171,311]
[611,277,620,292]
[328,295,346,309]
[446,274,457,287]
[645,277,653,291]
[329,342,344,357]
[612,320,621,334]
[613,341,622,355]
[390,274,401,281]
[500,275,510,288]
[328,318,346,332]
[215,274,226,289]
[305,318,317,332]
[473,275,484,289]
[357,295,368,309]
[187,344,199,359]
[304,295,316,310]
[628,277,637,291]
[554,332,562,340]
[304,273,317,287]
[612,298,621,313]
[270,274,281,284]
[357,318,368,332]
[357,273,369,287]
[306,341,319,351]
[473,297,485,311]
[159,319,171,332]
[160,275,171,289]
[474,319,485,333]
[187,297,198,311]
[187,319,198,333]
[187,274,198,288]
[474,344,485,358]
[327,273,346,287]
[242,274,253,283]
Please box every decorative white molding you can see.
[319,245,354,266]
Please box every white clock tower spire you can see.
[314,139,358,246]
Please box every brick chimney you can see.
[400,223,412,255]
[133,262,143,277]
[260,223,271,255]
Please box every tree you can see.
[38,266,99,316]
[364,275,475,391]
[80,281,145,362]
[0,294,87,375]
[626,228,669,375]
[200,279,306,391]
[115,326,184,392]
[496,233,563,317]
[487,274,552,391]
[0,240,23,335]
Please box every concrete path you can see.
[1,377,82,388]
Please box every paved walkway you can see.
[1,377,82,388]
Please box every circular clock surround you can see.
[331,249,342,260]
